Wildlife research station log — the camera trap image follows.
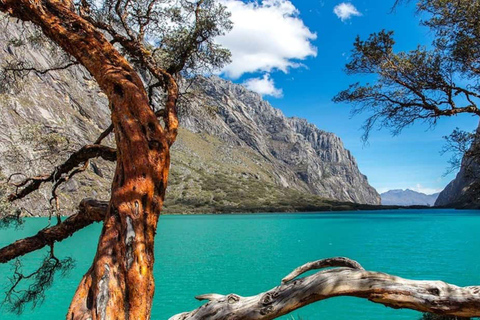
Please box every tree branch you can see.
[0,198,108,264]
[94,124,114,145]
[281,257,364,283]
[8,144,116,202]
[170,257,480,320]
[3,61,78,76]
[8,105,168,203]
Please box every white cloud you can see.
[376,184,444,195]
[217,0,317,79]
[333,2,362,22]
[409,184,443,195]
[375,187,391,194]
[243,74,283,97]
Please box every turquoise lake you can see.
[1,209,480,319]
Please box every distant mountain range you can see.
[380,189,440,207]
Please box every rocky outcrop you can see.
[435,126,480,208]
[0,18,379,216]
[176,76,380,205]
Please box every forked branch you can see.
[8,106,169,203]
[170,257,480,320]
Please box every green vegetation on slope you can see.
[162,129,390,214]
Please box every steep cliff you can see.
[435,125,480,208]
[175,76,379,204]
[0,18,380,216]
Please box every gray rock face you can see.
[0,19,379,217]
[178,76,380,204]
[0,18,115,216]
[381,189,439,207]
[435,125,480,208]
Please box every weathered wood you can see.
[281,256,364,283]
[170,257,480,320]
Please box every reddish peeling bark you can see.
[0,1,179,319]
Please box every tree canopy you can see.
[334,0,480,142]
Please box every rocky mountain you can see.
[381,189,439,207]
[0,18,380,216]
[435,125,480,208]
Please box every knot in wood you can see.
[134,201,140,217]
[260,305,274,315]
[261,292,277,305]
[227,294,240,304]
[177,313,189,320]
[427,287,440,296]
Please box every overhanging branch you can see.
[3,61,79,76]
[0,198,108,264]
[8,144,116,202]
[170,257,480,320]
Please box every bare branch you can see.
[7,104,169,204]
[94,124,114,145]
[170,257,480,320]
[4,244,75,314]
[8,145,116,202]
[281,257,364,284]
[0,198,108,264]
[3,61,78,75]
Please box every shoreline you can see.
[24,207,480,218]
[37,204,474,218]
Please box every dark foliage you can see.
[334,1,480,141]
[3,249,75,314]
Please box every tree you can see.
[333,0,480,142]
[167,257,480,320]
[333,0,480,204]
[0,0,231,318]
[1,1,480,320]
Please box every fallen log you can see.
[170,257,480,320]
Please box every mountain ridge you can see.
[381,189,439,207]
[0,18,380,216]
[176,75,380,204]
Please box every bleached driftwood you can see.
[170,257,480,320]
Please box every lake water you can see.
[1,209,480,319]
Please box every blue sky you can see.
[215,0,479,195]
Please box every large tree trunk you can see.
[0,1,177,319]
